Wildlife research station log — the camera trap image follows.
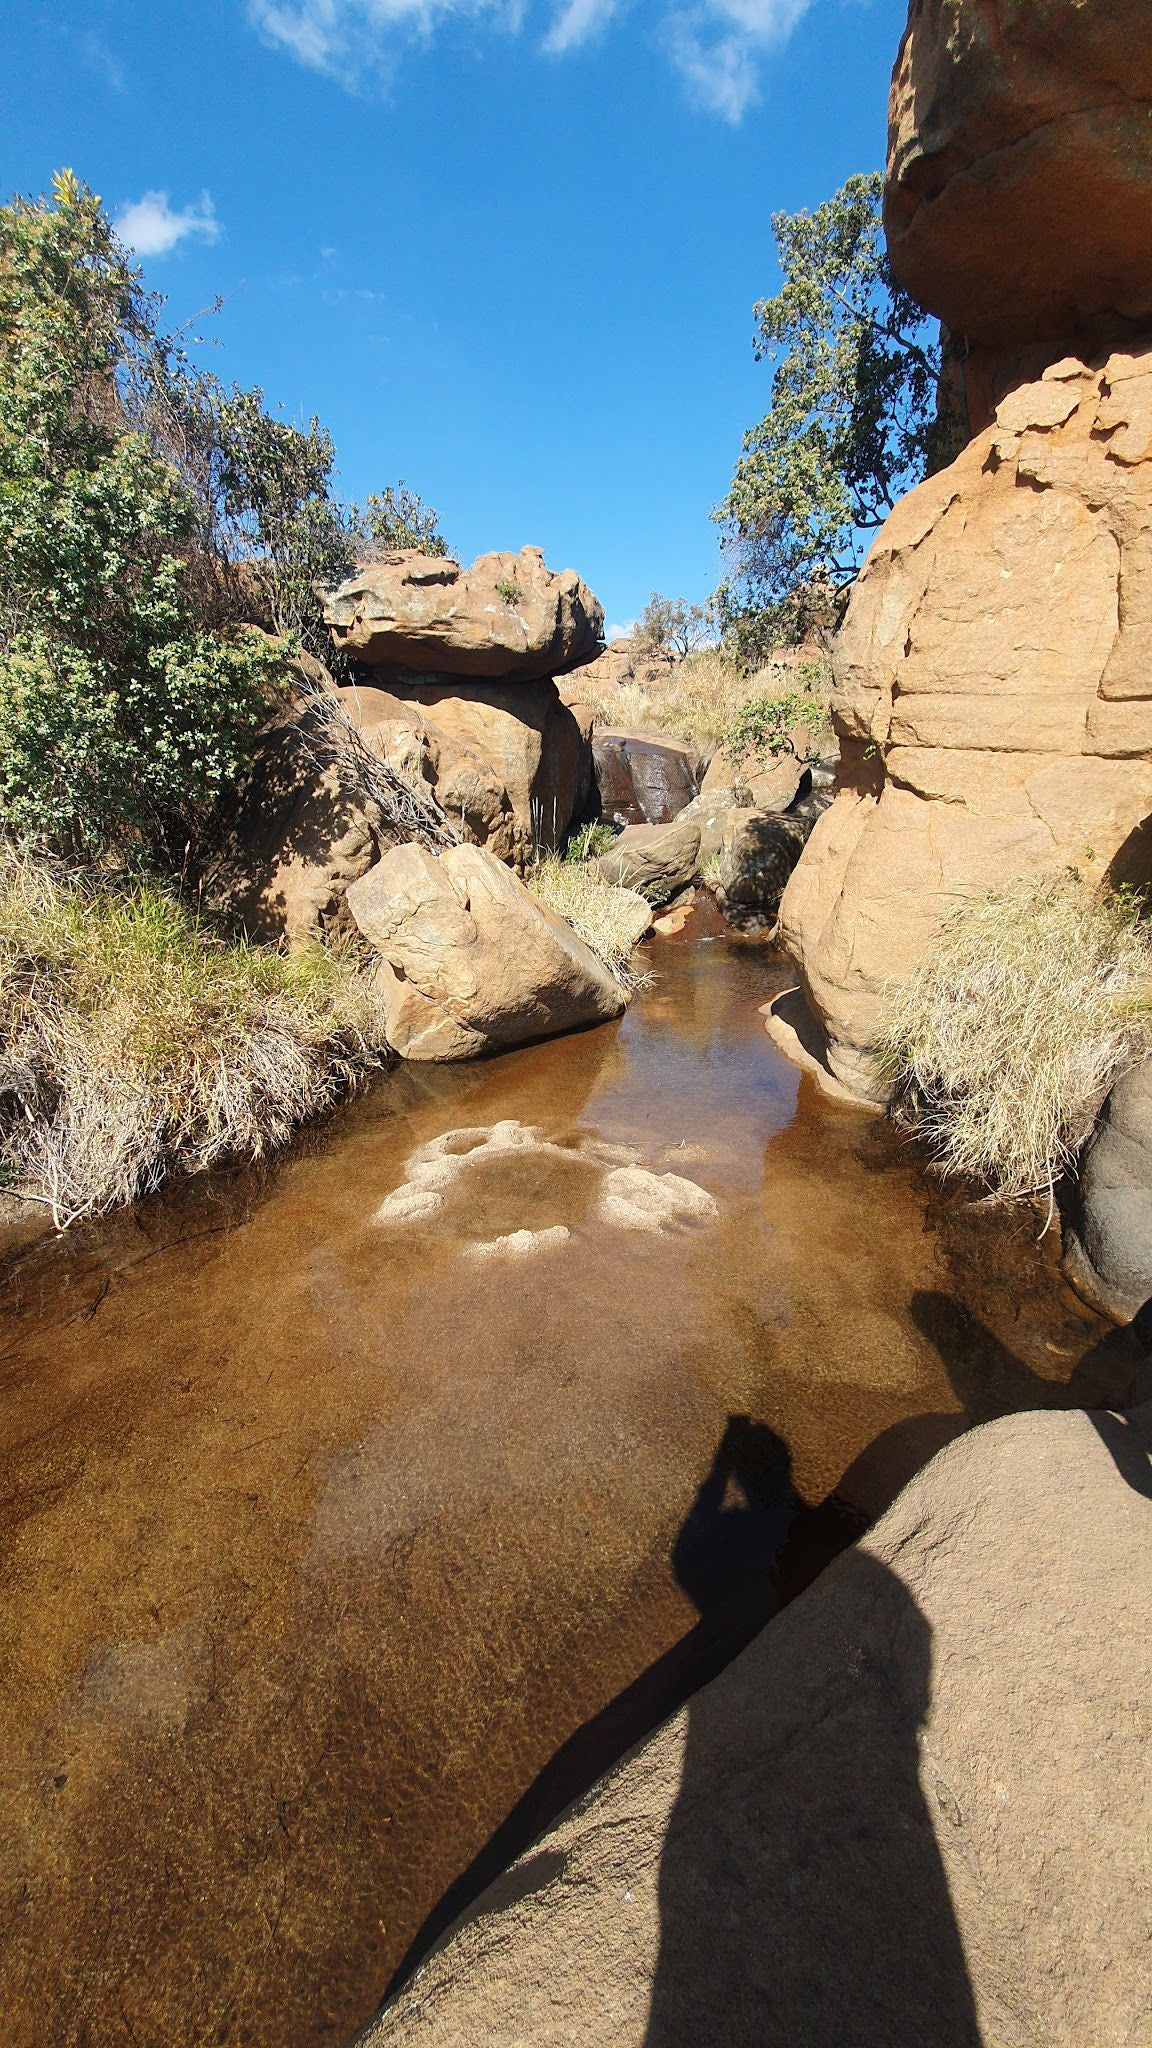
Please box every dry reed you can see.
[880,873,1152,1201]
[0,851,391,1226]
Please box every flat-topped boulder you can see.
[323,545,604,681]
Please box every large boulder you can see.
[349,678,592,869]
[779,348,1152,1101]
[324,546,603,681]
[885,0,1152,349]
[711,803,820,936]
[592,731,699,827]
[1065,1058,1152,1324]
[362,1405,1152,2047]
[346,842,625,1061]
[589,818,702,907]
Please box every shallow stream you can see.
[0,929,1140,2048]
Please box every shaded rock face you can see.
[592,731,698,826]
[713,802,823,936]
[351,678,592,869]
[589,818,702,907]
[364,1406,1152,2048]
[1065,1059,1152,1325]
[346,842,624,1061]
[886,0,1152,350]
[780,349,1152,1101]
[324,546,603,681]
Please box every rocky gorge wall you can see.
[779,0,1152,1104]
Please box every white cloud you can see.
[543,0,620,55]
[606,619,636,641]
[114,190,221,258]
[248,0,828,114]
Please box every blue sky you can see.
[2,0,906,633]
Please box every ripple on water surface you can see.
[0,937,1140,2048]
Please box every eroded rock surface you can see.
[591,731,699,827]
[364,1405,1152,2048]
[780,349,1152,1100]
[346,842,625,1060]
[885,0,1152,348]
[324,546,603,680]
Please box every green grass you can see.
[880,873,1152,1201]
[0,850,390,1225]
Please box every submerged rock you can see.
[346,842,624,1060]
[364,1405,1152,2048]
[1065,1058,1152,1324]
[324,545,603,681]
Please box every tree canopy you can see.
[715,172,949,659]
[0,172,446,863]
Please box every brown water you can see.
[0,933,1142,2048]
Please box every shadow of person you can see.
[383,1415,806,2002]
[644,1541,982,2048]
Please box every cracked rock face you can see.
[779,347,1152,1101]
[885,0,1152,348]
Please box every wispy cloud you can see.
[666,0,814,120]
[79,33,128,94]
[113,191,221,258]
[543,0,619,55]
[247,0,826,115]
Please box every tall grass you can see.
[526,856,653,992]
[0,851,390,1226]
[571,646,833,758]
[880,874,1152,1200]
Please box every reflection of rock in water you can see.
[372,1117,719,1254]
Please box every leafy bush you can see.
[634,592,714,664]
[0,849,390,1225]
[0,172,284,860]
[527,855,652,991]
[716,682,829,770]
[880,875,1152,1201]
[564,821,618,864]
[357,482,447,560]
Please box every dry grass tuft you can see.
[573,646,833,758]
[526,856,653,992]
[880,873,1152,1200]
[0,850,391,1226]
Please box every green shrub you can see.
[0,849,390,1224]
[717,684,828,770]
[564,821,617,863]
[880,874,1152,1201]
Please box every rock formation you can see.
[591,731,699,827]
[780,350,1152,1099]
[886,0,1152,354]
[346,842,625,1060]
[324,545,603,681]
[361,1405,1152,2048]
[778,0,1152,1105]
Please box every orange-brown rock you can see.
[885,0,1152,350]
[323,545,603,680]
[779,348,1152,1102]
